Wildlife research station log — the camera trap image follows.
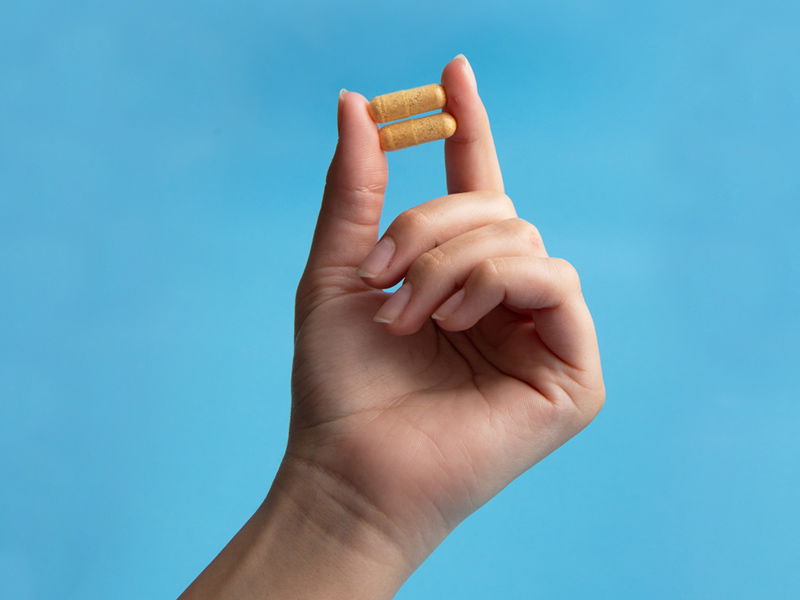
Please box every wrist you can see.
[265,453,416,598]
[181,454,416,600]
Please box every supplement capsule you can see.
[368,83,447,123]
[379,112,457,151]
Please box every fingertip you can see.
[336,90,385,156]
[441,54,478,104]
[444,54,477,90]
[431,317,463,332]
[337,89,367,127]
[340,89,368,106]
[441,56,487,144]
[380,319,423,337]
[356,271,397,292]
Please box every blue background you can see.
[2,0,798,597]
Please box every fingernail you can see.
[373,282,413,323]
[431,288,466,320]
[356,236,396,278]
[337,89,348,132]
[453,54,477,90]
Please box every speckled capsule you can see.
[368,84,447,123]
[379,112,457,151]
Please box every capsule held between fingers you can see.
[368,84,447,123]
[379,112,457,152]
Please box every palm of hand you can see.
[290,269,592,554]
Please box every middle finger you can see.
[371,217,547,335]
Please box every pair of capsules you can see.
[368,83,457,151]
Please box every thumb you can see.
[305,90,388,274]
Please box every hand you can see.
[180,55,604,600]
[291,55,604,578]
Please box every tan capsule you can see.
[379,112,457,151]
[368,83,447,123]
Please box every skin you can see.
[180,55,605,599]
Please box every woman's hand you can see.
[180,55,604,600]
[291,54,604,582]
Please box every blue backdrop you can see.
[2,0,798,597]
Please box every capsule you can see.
[368,83,447,123]
[379,112,457,151]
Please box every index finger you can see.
[442,55,504,194]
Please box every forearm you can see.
[179,455,414,600]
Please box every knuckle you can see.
[505,217,544,250]
[496,193,517,216]
[408,246,450,281]
[591,386,606,418]
[394,207,431,236]
[551,258,581,292]
[572,383,606,428]
[473,257,502,286]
